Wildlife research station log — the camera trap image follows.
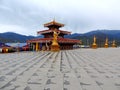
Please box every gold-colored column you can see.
[36,42,39,51]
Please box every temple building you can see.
[27,20,80,51]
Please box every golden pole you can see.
[36,42,39,51]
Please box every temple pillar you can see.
[36,42,39,51]
[32,44,35,51]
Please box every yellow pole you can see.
[36,42,38,51]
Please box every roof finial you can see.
[53,17,55,22]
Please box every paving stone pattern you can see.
[0,48,120,90]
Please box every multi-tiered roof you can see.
[37,20,71,35]
[27,20,80,44]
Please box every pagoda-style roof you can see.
[27,38,80,44]
[37,29,71,35]
[44,20,64,27]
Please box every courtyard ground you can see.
[0,48,120,90]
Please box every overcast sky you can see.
[0,0,120,36]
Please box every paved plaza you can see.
[0,48,120,90]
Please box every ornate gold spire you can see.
[93,35,96,45]
[104,37,108,48]
[112,40,116,47]
[92,35,97,49]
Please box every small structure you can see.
[27,20,80,51]
[92,36,97,49]
[0,42,11,53]
[104,37,108,48]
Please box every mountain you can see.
[65,30,120,46]
[0,32,35,43]
[65,33,83,38]
[0,30,120,46]
[66,30,120,39]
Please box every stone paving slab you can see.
[0,48,120,90]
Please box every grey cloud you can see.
[0,0,120,35]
